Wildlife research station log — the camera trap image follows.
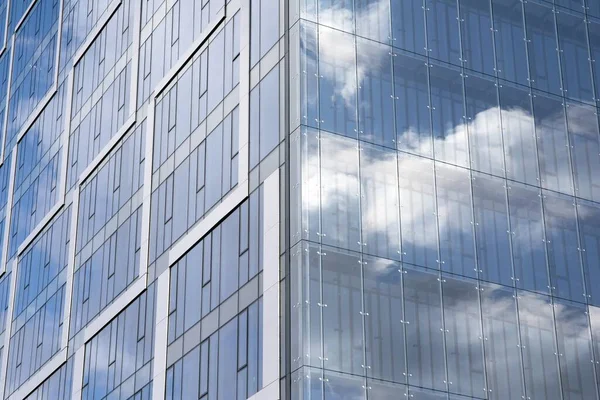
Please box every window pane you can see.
[578,200,600,306]
[391,0,426,55]
[554,299,596,400]
[557,11,593,104]
[499,84,538,186]
[533,94,573,195]
[357,38,395,148]
[465,75,504,177]
[525,2,561,95]
[318,26,357,138]
[436,162,476,278]
[567,102,600,202]
[543,191,584,302]
[360,144,400,260]
[426,0,461,64]
[363,255,405,383]
[442,274,485,397]
[399,154,438,269]
[480,282,524,400]
[472,171,512,286]
[322,247,364,375]
[492,0,528,85]
[508,182,549,294]
[356,0,390,43]
[430,64,468,167]
[518,291,561,400]
[394,54,432,157]
[460,0,495,75]
[404,266,446,391]
[319,132,361,251]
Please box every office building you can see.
[0,0,599,399]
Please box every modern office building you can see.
[0,0,597,399]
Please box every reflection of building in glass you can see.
[4,0,600,399]
[289,0,600,399]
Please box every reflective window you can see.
[430,64,468,168]
[508,182,549,293]
[472,172,512,286]
[82,284,155,399]
[399,154,437,269]
[436,162,476,278]
[518,291,561,400]
[533,93,573,195]
[556,11,594,104]
[426,0,461,65]
[442,273,485,397]
[360,144,400,260]
[357,38,395,148]
[480,282,524,400]
[404,266,445,391]
[525,2,561,96]
[492,0,529,85]
[459,0,495,75]
[543,191,584,301]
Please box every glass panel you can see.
[300,22,320,131]
[318,25,357,138]
[291,367,324,400]
[589,306,600,395]
[294,128,321,244]
[518,291,561,400]
[555,0,584,12]
[472,172,512,286]
[218,318,238,400]
[588,20,600,104]
[426,0,461,65]
[398,154,438,269]
[442,274,485,398]
[578,200,600,306]
[492,0,529,85]
[367,379,407,399]
[357,38,395,148]
[318,0,354,32]
[355,0,390,43]
[323,370,365,399]
[363,255,405,383]
[360,143,400,260]
[409,386,448,399]
[465,75,504,177]
[319,132,361,251]
[435,163,476,278]
[566,102,600,202]
[507,182,549,294]
[557,11,594,104]
[459,0,495,75]
[543,191,584,302]
[525,1,561,95]
[533,94,573,195]
[291,242,323,370]
[429,64,468,168]
[391,0,426,55]
[394,54,432,157]
[480,282,524,400]
[499,83,538,186]
[403,266,446,391]
[321,246,364,375]
[554,299,597,400]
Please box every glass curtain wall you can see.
[289,0,600,399]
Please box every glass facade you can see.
[0,0,282,398]
[289,0,600,399]
[3,0,600,399]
